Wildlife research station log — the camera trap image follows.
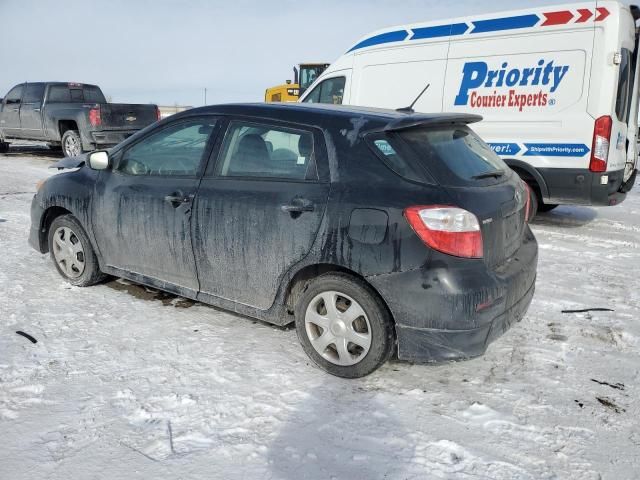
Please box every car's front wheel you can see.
[48,215,105,286]
[295,273,394,378]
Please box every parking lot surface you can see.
[1,148,638,479]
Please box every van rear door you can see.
[624,12,640,182]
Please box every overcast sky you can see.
[0,0,632,106]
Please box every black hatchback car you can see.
[29,103,537,378]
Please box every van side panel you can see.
[351,42,449,112]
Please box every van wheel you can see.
[0,142,9,154]
[48,215,105,287]
[295,273,394,378]
[61,130,82,157]
[538,203,558,213]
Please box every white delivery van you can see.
[300,1,639,212]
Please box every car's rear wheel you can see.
[0,141,9,154]
[295,273,394,378]
[61,130,82,157]
[48,215,105,286]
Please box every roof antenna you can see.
[396,83,430,114]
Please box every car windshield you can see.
[394,126,509,186]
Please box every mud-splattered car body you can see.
[29,103,537,362]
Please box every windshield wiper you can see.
[472,170,505,180]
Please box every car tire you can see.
[61,130,83,157]
[294,273,395,378]
[538,203,558,213]
[48,214,105,287]
[0,141,9,154]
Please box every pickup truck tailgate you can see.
[99,103,157,129]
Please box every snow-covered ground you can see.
[1,146,639,480]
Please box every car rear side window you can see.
[369,137,424,183]
[83,86,106,103]
[117,119,216,176]
[374,125,508,186]
[216,121,317,181]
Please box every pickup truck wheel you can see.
[61,130,82,157]
[0,142,9,154]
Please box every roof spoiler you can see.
[382,113,483,133]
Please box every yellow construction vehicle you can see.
[265,63,329,102]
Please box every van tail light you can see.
[523,183,532,223]
[89,106,101,127]
[590,115,612,172]
[156,106,161,121]
[404,206,483,258]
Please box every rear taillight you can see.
[590,115,612,172]
[89,106,101,127]
[156,106,161,121]
[523,183,532,223]
[404,206,483,258]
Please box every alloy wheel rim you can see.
[305,291,372,366]
[52,226,85,278]
[64,135,80,156]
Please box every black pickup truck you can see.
[0,82,159,157]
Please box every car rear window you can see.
[371,125,508,186]
[47,85,106,103]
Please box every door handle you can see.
[34,108,41,112]
[164,192,193,207]
[11,108,19,112]
[281,197,315,214]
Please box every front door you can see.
[194,119,330,310]
[92,116,219,294]
[20,83,46,139]
[0,84,24,137]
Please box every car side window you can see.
[302,76,346,105]
[117,119,216,176]
[4,85,23,105]
[216,121,317,180]
[23,84,45,104]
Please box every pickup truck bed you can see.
[0,82,159,157]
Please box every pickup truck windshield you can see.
[371,125,508,186]
[48,85,106,104]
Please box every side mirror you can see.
[87,150,110,170]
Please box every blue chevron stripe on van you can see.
[470,14,540,33]
[346,11,558,52]
[410,23,469,40]
[347,30,409,52]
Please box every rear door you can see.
[92,116,219,294]
[0,84,24,136]
[193,119,330,310]
[19,83,46,139]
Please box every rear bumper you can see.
[87,130,139,149]
[537,167,635,206]
[367,227,538,362]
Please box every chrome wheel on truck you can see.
[61,130,82,157]
[295,273,394,378]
